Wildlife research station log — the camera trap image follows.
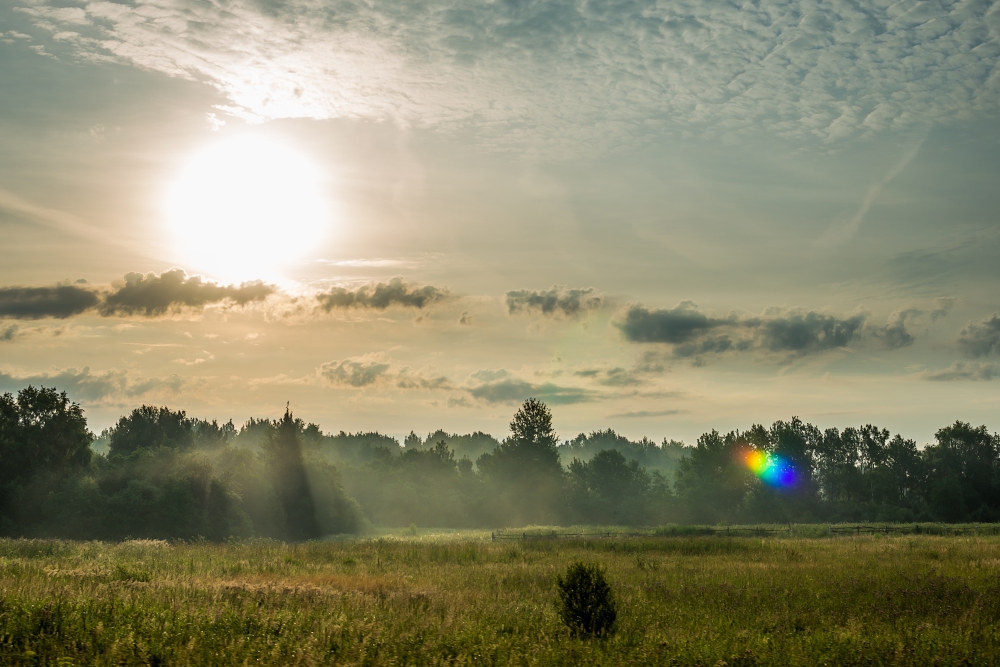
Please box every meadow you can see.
[1,528,999,666]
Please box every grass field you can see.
[2,528,999,665]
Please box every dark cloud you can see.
[873,309,919,350]
[100,270,274,317]
[957,314,1000,358]
[0,367,185,401]
[923,361,1000,382]
[0,284,99,319]
[458,311,473,325]
[674,335,753,358]
[616,301,868,360]
[616,301,728,344]
[467,371,593,405]
[317,277,448,311]
[0,271,274,320]
[756,311,867,354]
[319,358,391,387]
[506,285,604,317]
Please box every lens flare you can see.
[741,448,798,488]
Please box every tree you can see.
[108,405,193,459]
[0,386,92,485]
[556,562,617,638]
[923,422,1000,521]
[264,406,320,540]
[476,398,565,525]
[568,449,653,524]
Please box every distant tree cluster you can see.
[1,385,999,540]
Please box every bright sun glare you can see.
[165,136,329,282]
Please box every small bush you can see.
[555,561,617,637]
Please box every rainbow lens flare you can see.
[742,449,798,488]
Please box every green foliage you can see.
[0,386,92,485]
[108,405,195,459]
[556,561,618,637]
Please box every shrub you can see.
[555,561,617,637]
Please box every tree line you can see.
[1,386,998,540]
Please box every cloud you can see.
[0,366,185,402]
[574,367,641,387]
[395,368,451,390]
[467,370,593,405]
[100,270,274,317]
[617,301,731,345]
[1,324,20,342]
[0,284,99,319]
[19,0,1000,150]
[616,301,870,360]
[319,355,451,390]
[957,314,1000,358]
[0,271,274,320]
[756,311,867,355]
[872,301,954,350]
[319,358,392,388]
[316,278,448,311]
[817,138,925,246]
[606,409,683,419]
[506,286,604,317]
[923,361,1000,382]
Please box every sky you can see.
[1,0,999,445]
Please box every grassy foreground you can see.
[1,532,999,666]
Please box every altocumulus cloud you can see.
[16,0,1000,149]
[0,270,274,320]
[615,301,886,360]
[316,278,449,312]
[506,286,604,317]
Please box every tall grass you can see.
[1,532,999,665]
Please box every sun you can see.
[165,136,330,282]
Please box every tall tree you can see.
[265,406,319,540]
[477,398,565,525]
